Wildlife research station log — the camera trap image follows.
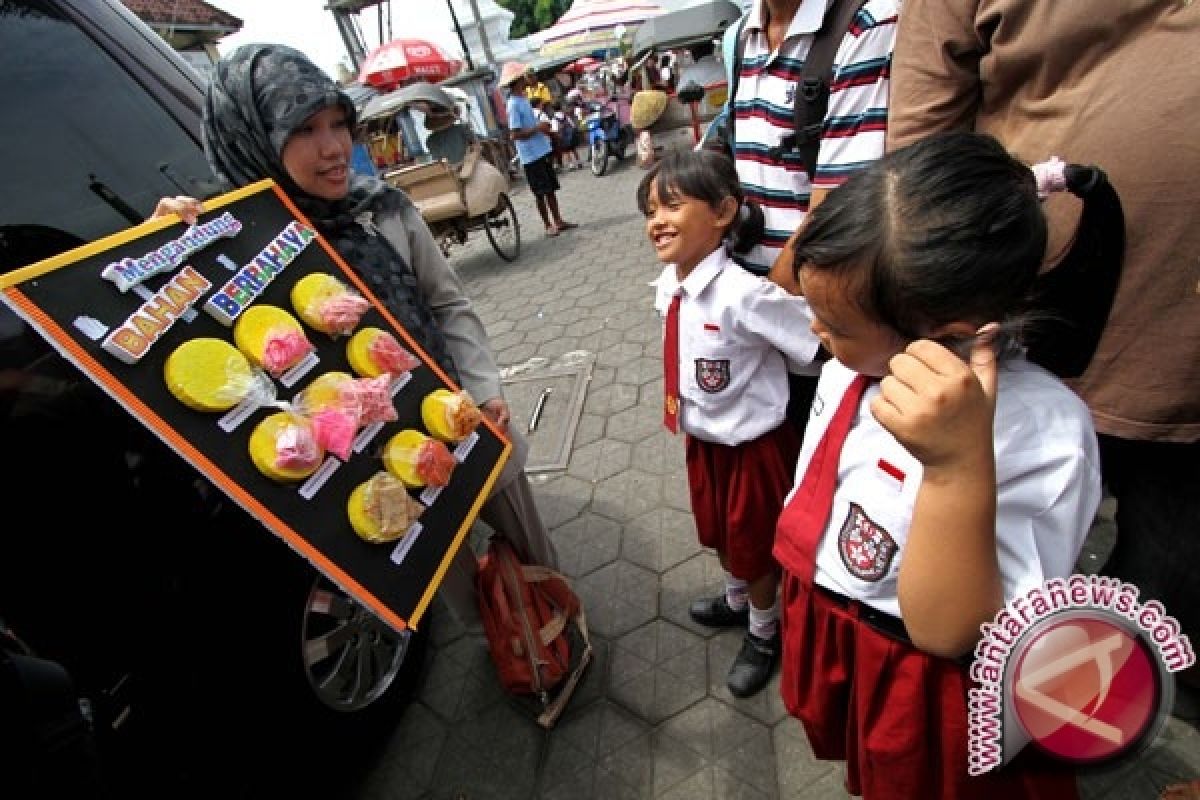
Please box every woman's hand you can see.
[870,333,998,474]
[480,397,511,433]
[152,196,205,226]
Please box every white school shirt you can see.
[652,247,820,445]
[794,359,1102,618]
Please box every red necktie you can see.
[663,293,681,433]
[773,373,870,583]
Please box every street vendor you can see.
[157,43,560,629]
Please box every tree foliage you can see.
[496,0,572,38]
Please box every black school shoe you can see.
[727,630,780,698]
[689,594,750,628]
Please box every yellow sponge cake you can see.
[421,389,483,443]
[382,428,456,488]
[164,338,254,412]
[294,371,354,417]
[291,272,370,336]
[347,472,425,543]
[346,327,420,378]
[248,411,325,482]
[232,305,312,375]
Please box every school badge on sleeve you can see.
[838,502,897,582]
[694,358,730,393]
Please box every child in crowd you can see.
[775,132,1106,798]
[551,102,583,171]
[639,150,820,697]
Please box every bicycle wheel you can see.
[484,194,521,262]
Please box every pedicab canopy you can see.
[0,180,511,635]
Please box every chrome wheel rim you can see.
[300,577,411,712]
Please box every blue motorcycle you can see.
[584,98,634,176]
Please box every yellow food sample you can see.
[381,428,430,489]
[248,411,324,482]
[291,272,361,335]
[421,388,482,443]
[164,337,254,412]
[232,305,309,372]
[295,371,354,416]
[347,472,425,543]
[346,326,418,378]
[347,327,385,378]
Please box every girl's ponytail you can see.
[728,200,765,255]
[1024,159,1125,379]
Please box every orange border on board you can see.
[0,178,510,631]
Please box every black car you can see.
[0,2,429,796]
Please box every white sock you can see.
[748,601,778,640]
[724,573,749,612]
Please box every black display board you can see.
[0,179,508,633]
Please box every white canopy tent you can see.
[535,0,667,60]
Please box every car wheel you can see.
[219,563,432,795]
[298,573,427,718]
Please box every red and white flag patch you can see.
[876,458,905,488]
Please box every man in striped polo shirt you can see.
[733,0,897,279]
[730,0,898,431]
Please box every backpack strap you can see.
[724,13,751,154]
[535,602,592,729]
[518,563,594,729]
[768,0,869,178]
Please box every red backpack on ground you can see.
[476,537,592,728]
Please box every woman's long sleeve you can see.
[388,204,503,404]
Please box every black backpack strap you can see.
[724,12,751,151]
[770,0,869,178]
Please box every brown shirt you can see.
[889,0,1200,443]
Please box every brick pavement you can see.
[349,162,1200,800]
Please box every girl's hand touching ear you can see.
[870,327,999,472]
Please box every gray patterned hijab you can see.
[203,43,392,222]
[202,43,458,380]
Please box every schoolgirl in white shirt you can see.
[638,149,820,698]
[774,132,1109,799]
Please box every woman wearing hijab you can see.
[157,44,558,627]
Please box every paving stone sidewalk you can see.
[348,162,1200,800]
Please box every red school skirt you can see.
[779,573,1080,800]
[685,423,800,582]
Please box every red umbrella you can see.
[358,38,464,91]
[567,56,602,74]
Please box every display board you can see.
[0,179,508,633]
